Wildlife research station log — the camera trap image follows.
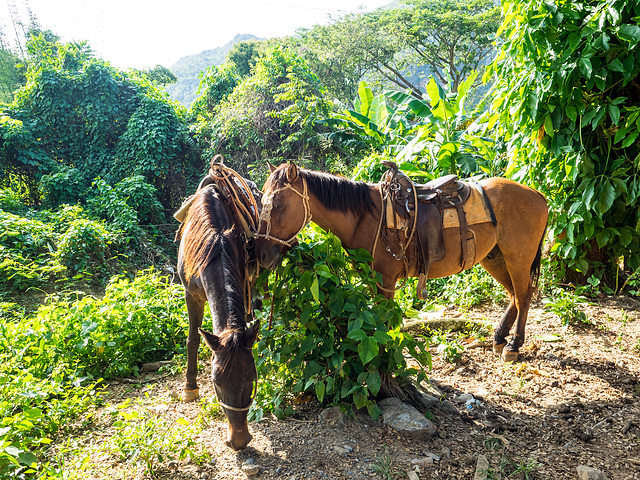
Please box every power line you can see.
[229,0,375,14]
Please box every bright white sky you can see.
[1,0,389,69]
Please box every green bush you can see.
[54,219,115,276]
[253,226,430,420]
[0,268,187,477]
[86,179,139,236]
[40,167,87,207]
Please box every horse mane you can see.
[271,166,376,216]
[180,187,246,328]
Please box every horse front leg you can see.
[182,291,205,402]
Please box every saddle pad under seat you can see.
[442,182,493,229]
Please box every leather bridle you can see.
[255,176,312,247]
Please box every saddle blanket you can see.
[442,182,493,229]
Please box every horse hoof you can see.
[493,343,506,355]
[501,349,519,362]
[181,388,200,402]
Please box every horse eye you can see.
[274,202,285,210]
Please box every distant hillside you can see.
[166,33,259,107]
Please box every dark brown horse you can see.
[176,173,261,450]
[255,162,548,361]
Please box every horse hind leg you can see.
[183,290,205,402]
[480,248,518,357]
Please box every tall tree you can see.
[388,0,501,93]
[295,0,500,103]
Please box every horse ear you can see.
[199,328,221,352]
[245,320,260,345]
[286,162,299,183]
[267,161,277,173]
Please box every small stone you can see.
[576,465,608,480]
[378,397,437,440]
[474,454,490,480]
[333,445,352,455]
[407,472,419,480]
[457,393,474,404]
[242,464,260,476]
[319,406,347,425]
[245,457,255,465]
[441,446,451,459]
[152,404,169,413]
[169,390,180,401]
[411,452,440,467]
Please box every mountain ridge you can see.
[166,33,259,106]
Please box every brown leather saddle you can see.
[379,161,482,300]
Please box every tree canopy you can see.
[1,34,198,208]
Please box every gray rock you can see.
[437,400,458,415]
[410,452,440,467]
[378,397,437,439]
[419,393,440,409]
[241,463,260,476]
[474,454,490,480]
[407,472,420,480]
[576,465,608,480]
[319,406,347,425]
[333,445,352,455]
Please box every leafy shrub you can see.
[111,175,165,225]
[54,218,114,276]
[420,264,506,309]
[543,288,591,327]
[0,188,27,214]
[31,268,187,378]
[254,226,430,420]
[40,167,87,207]
[86,179,140,236]
[0,269,186,478]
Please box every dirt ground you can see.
[60,297,640,480]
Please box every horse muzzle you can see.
[226,422,252,450]
[256,240,284,270]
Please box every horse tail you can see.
[530,222,546,290]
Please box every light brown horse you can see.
[255,162,548,361]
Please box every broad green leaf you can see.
[347,328,367,341]
[19,451,37,467]
[609,104,620,125]
[622,130,639,148]
[310,275,320,302]
[620,229,633,247]
[315,381,325,403]
[367,371,382,396]
[565,105,577,123]
[544,114,554,138]
[358,81,374,117]
[618,24,640,42]
[579,57,593,78]
[596,179,615,215]
[425,77,445,107]
[358,337,379,365]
